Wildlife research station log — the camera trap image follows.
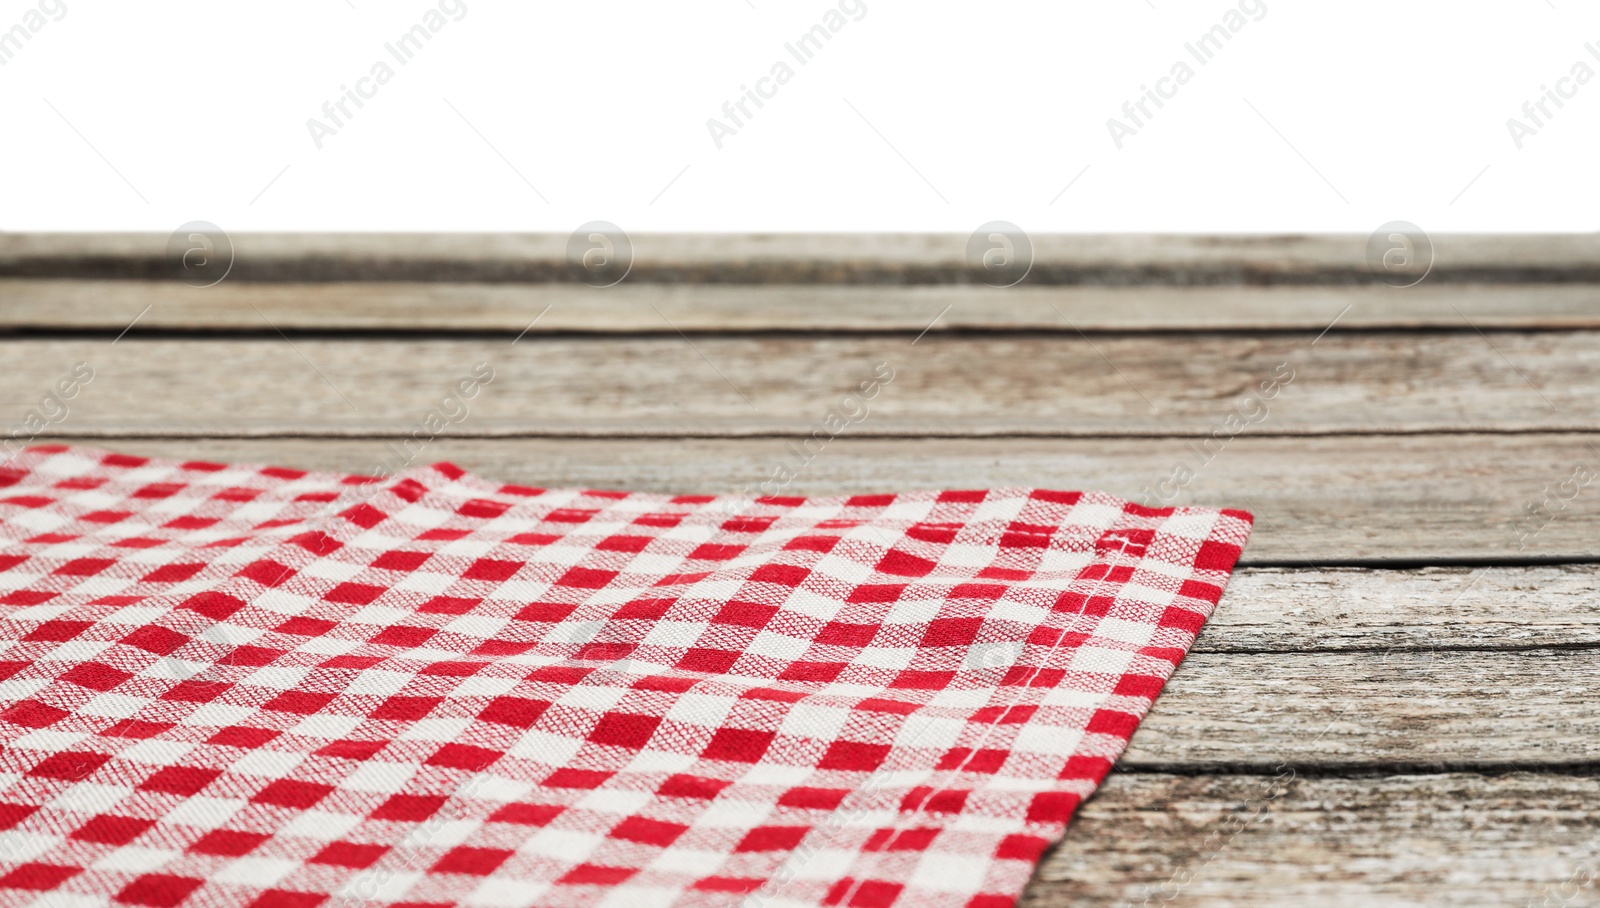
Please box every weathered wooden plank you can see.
[24,436,1600,564]
[4,281,1600,333]
[1199,566,1600,653]
[1122,648,1600,769]
[4,334,1597,435]
[5,233,1600,283]
[1026,772,1600,907]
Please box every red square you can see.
[701,728,775,763]
[54,557,116,576]
[23,619,91,642]
[1194,539,1243,571]
[734,825,808,852]
[372,794,447,823]
[138,766,222,797]
[477,696,552,729]
[0,700,65,728]
[816,622,878,648]
[657,774,731,800]
[115,874,204,907]
[0,863,79,891]
[28,752,109,781]
[120,625,188,656]
[235,559,294,587]
[875,550,937,577]
[189,830,270,856]
[325,582,386,604]
[427,744,502,772]
[372,550,432,571]
[677,648,740,674]
[71,814,154,846]
[464,558,522,582]
[140,563,204,583]
[555,566,618,589]
[370,625,437,648]
[178,591,245,620]
[557,864,636,886]
[588,713,661,750]
[778,787,848,810]
[311,841,387,868]
[489,802,564,826]
[747,563,807,587]
[433,846,513,876]
[818,741,890,772]
[59,662,131,691]
[543,769,612,790]
[1025,790,1081,824]
[251,780,334,809]
[611,817,689,847]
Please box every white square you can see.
[162,796,246,829]
[289,713,365,740]
[1068,645,1134,676]
[228,748,304,779]
[746,630,809,661]
[557,684,627,712]
[518,827,604,863]
[467,876,546,908]
[1010,722,1083,756]
[119,739,194,766]
[1093,617,1156,646]
[52,783,134,814]
[398,717,474,743]
[663,692,736,728]
[641,620,708,648]
[779,703,850,741]
[339,760,418,794]
[214,856,302,887]
[0,830,57,863]
[346,669,417,697]
[853,646,916,670]
[509,729,582,766]
[76,693,146,720]
[12,729,87,753]
[278,808,362,840]
[0,678,47,703]
[909,851,991,893]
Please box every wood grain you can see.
[4,334,1597,435]
[7,232,1599,905]
[6,233,1600,282]
[1198,566,1600,653]
[5,281,1600,333]
[1026,772,1600,907]
[1121,648,1600,769]
[27,435,1600,564]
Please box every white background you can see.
[1,0,1596,233]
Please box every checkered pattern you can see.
[0,445,1251,908]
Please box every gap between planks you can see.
[5,281,1600,333]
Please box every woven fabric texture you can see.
[0,446,1251,908]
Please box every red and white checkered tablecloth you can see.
[0,445,1251,908]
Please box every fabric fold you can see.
[0,445,1251,908]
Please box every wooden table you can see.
[3,233,1597,906]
